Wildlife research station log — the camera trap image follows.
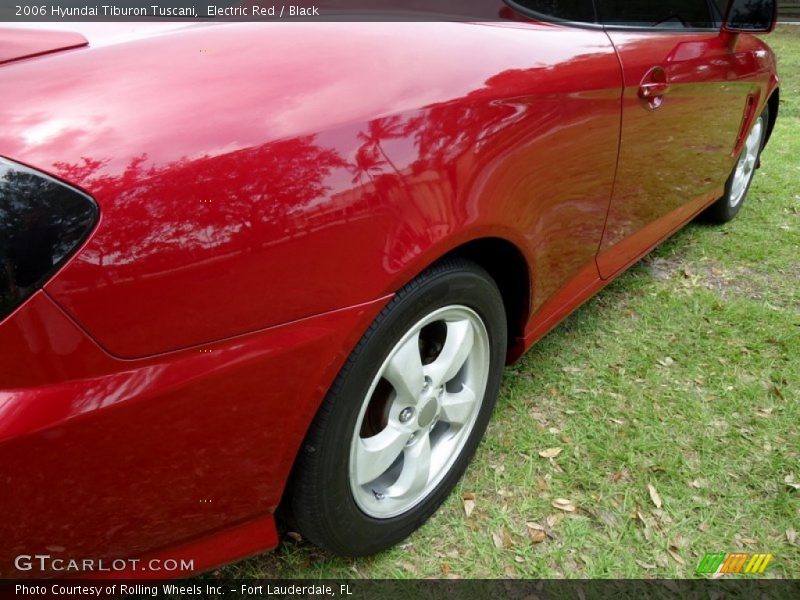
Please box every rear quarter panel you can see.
[0,21,621,357]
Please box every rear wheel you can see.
[285,259,506,556]
[700,106,768,224]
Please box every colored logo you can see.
[696,552,773,575]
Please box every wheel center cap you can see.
[417,398,438,428]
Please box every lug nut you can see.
[399,407,415,423]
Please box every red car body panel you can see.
[0,27,87,65]
[0,14,778,577]
[596,30,776,278]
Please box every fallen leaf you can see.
[595,508,621,529]
[400,561,419,575]
[503,529,515,548]
[538,447,563,459]
[611,470,632,483]
[647,484,663,509]
[529,529,546,544]
[492,531,504,549]
[463,498,475,518]
[689,479,707,489]
[546,513,564,529]
[740,537,758,545]
[699,523,710,532]
[504,565,517,577]
[635,559,657,570]
[784,474,800,491]
[667,547,685,565]
[440,563,451,576]
[552,498,576,512]
[634,509,653,541]
[786,529,797,544]
[525,521,547,544]
[286,531,303,542]
[657,357,675,368]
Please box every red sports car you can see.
[0,0,779,578]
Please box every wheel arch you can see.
[764,87,779,148]
[430,237,532,364]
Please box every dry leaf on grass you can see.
[595,508,621,529]
[634,509,654,541]
[647,483,663,508]
[784,474,800,491]
[526,522,547,544]
[610,469,632,483]
[667,547,685,565]
[400,561,420,575]
[463,493,476,518]
[740,537,758,546]
[538,447,563,459]
[546,513,564,528]
[492,531,504,549]
[635,559,657,570]
[552,498,577,512]
[786,529,797,544]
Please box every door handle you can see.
[638,66,670,110]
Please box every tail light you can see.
[0,158,98,321]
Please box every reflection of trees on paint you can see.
[55,136,346,269]
[51,55,598,282]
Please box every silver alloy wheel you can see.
[730,116,764,209]
[348,305,490,518]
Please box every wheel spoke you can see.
[439,385,477,425]
[384,331,425,404]
[355,425,412,486]
[425,319,473,387]
[387,432,431,498]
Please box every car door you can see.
[595,0,765,278]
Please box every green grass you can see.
[221,27,799,580]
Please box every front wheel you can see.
[700,106,769,224]
[285,259,506,556]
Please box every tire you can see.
[284,258,507,556]
[700,105,769,224]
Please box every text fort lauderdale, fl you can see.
[48,5,321,17]
[17,583,353,596]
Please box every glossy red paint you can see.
[0,289,388,576]
[596,31,776,278]
[0,13,778,578]
[0,27,87,65]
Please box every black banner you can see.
[2,579,800,600]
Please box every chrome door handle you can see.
[638,66,670,109]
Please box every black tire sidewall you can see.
[704,106,769,224]
[291,260,507,556]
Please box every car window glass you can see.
[597,0,714,28]
[511,0,596,22]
